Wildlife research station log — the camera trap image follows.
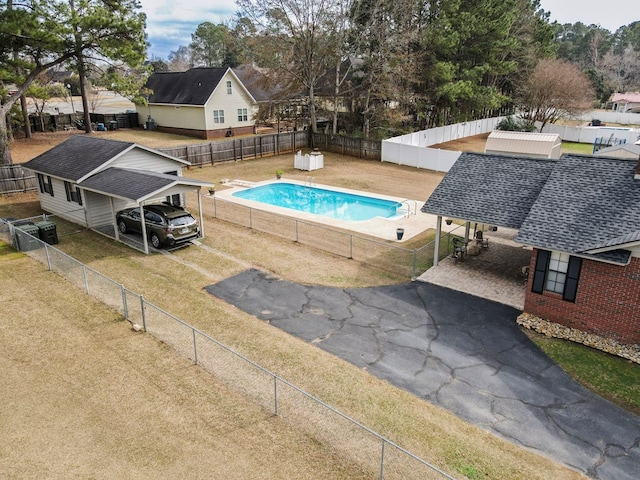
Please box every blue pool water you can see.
[232,182,401,221]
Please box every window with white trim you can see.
[531,249,582,302]
[64,181,82,205]
[545,251,569,293]
[213,110,225,124]
[237,108,248,122]
[226,80,232,94]
[37,173,54,196]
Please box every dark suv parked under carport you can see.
[116,203,200,249]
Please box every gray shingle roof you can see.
[78,167,181,201]
[79,168,209,202]
[22,135,133,181]
[516,154,640,255]
[146,67,228,105]
[421,152,555,228]
[422,151,640,263]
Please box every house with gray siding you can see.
[23,135,209,253]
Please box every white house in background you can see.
[138,67,258,139]
[484,131,562,159]
[22,135,209,253]
[610,92,640,113]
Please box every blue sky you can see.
[140,0,238,60]
[141,0,635,60]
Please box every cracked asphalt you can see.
[205,268,640,479]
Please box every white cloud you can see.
[140,0,238,58]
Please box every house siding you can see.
[111,150,185,174]
[83,192,133,228]
[142,104,206,131]
[204,72,257,132]
[39,177,87,226]
[524,249,640,344]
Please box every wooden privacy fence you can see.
[0,165,37,194]
[158,131,311,166]
[311,133,381,160]
[158,131,382,166]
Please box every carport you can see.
[80,167,210,254]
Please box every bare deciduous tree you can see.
[517,58,595,130]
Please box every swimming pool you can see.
[232,182,402,221]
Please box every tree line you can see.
[150,1,640,139]
[2,0,640,166]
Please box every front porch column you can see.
[197,189,205,240]
[434,215,443,267]
[465,221,471,243]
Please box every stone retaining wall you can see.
[517,312,640,364]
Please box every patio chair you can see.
[451,237,467,263]
[474,230,489,248]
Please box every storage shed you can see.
[484,131,562,159]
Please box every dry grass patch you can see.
[1,250,368,479]
[2,133,589,479]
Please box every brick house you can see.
[422,151,640,345]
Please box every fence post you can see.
[273,375,279,415]
[412,250,417,280]
[121,284,128,320]
[82,265,89,294]
[140,295,147,332]
[380,439,386,480]
[44,244,52,271]
[192,328,198,364]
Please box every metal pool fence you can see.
[205,195,459,279]
[0,219,457,480]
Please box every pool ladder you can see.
[395,199,417,217]
[305,176,316,186]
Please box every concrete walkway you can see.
[206,266,640,479]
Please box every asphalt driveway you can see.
[205,268,640,480]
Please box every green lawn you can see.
[561,141,595,154]
[528,332,640,415]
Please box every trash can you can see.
[15,222,41,251]
[36,220,59,245]
[108,120,118,131]
[97,122,106,131]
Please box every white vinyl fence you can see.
[541,124,640,146]
[381,117,505,172]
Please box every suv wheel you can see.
[150,232,162,249]
[118,220,127,233]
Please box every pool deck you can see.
[209,179,455,242]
